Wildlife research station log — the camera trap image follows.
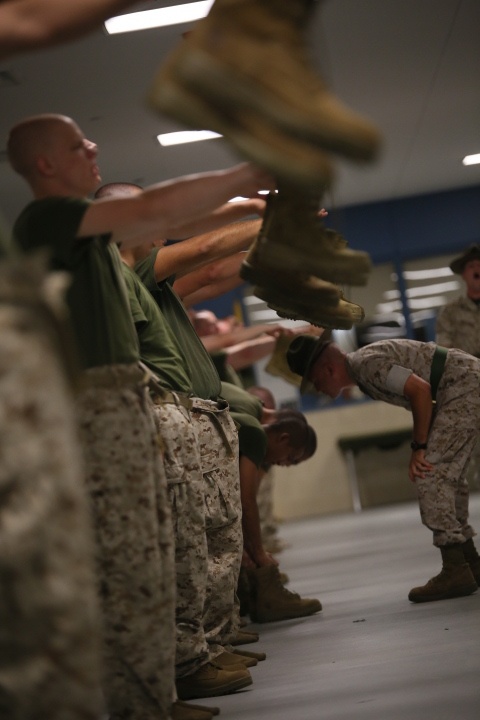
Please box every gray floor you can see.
[203,495,480,720]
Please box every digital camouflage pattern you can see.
[151,396,210,679]
[0,295,102,720]
[347,340,480,547]
[436,296,480,490]
[436,296,480,358]
[190,399,243,652]
[77,364,175,720]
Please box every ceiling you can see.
[0,0,479,226]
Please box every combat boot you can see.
[462,537,480,584]
[241,189,372,286]
[408,544,478,603]
[232,648,267,662]
[171,700,214,720]
[248,564,322,622]
[148,35,334,188]
[161,0,381,161]
[230,629,259,645]
[214,649,257,668]
[176,661,252,700]
[255,285,364,330]
[174,700,220,717]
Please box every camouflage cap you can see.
[449,244,480,274]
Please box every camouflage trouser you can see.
[418,391,480,547]
[150,394,210,679]
[0,304,103,720]
[190,399,242,652]
[257,468,279,544]
[77,365,175,720]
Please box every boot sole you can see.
[177,674,253,700]
[257,290,364,330]
[148,79,334,188]
[408,582,478,603]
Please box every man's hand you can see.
[409,449,434,482]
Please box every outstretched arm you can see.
[77,165,272,249]
[0,1,144,59]
[152,218,262,282]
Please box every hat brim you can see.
[299,339,330,395]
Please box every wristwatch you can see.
[410,441,427,451]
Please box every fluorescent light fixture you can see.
[463,153,480,166]
[105,0,213,34]
[157,129,221,146]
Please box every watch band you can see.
[411,441,427,451]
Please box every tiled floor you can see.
[198,494,480,720]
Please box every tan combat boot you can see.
[214,649,257,668]
[408,544,478,603]
[171,700,214,720]
[462,537,480,584]
[256,286,364,330]
[173,699,220,717]
[161,0,381,161]
[148,28,334,188]
[248,564,322,622]
[176,661,252,700]
[241,189,372,287]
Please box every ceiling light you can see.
[157,129,221,146]
[462,153,480,166]
[105,0,213,34]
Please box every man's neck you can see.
[120,249,136,268]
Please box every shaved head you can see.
[94,182,142,199]
[7,113,73,179]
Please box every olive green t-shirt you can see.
[13,196,139,370]
[122,262,193,393]
[210,351,245,387]
[135,249,221,400]
[220,382,263,419]
[230,412,267,468]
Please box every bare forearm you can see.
[180,275,245,309]
[153,219,261,282]
[0,0,143,59]
[226,336,277,370]
[171,199,264,238]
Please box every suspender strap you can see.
[430,346,448,402]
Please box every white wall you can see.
[272,400,412,520]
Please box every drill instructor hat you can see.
[449,244,480,274]
[286,334,332,395]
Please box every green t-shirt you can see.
[122,263,193,392]
[220,382,263,419]
[230,412,267,468]
[13,197,139,370]
[210,351,245,387]
[135,249,221,400]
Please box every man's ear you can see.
[36,154,55,177]
[278,432,290,447]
